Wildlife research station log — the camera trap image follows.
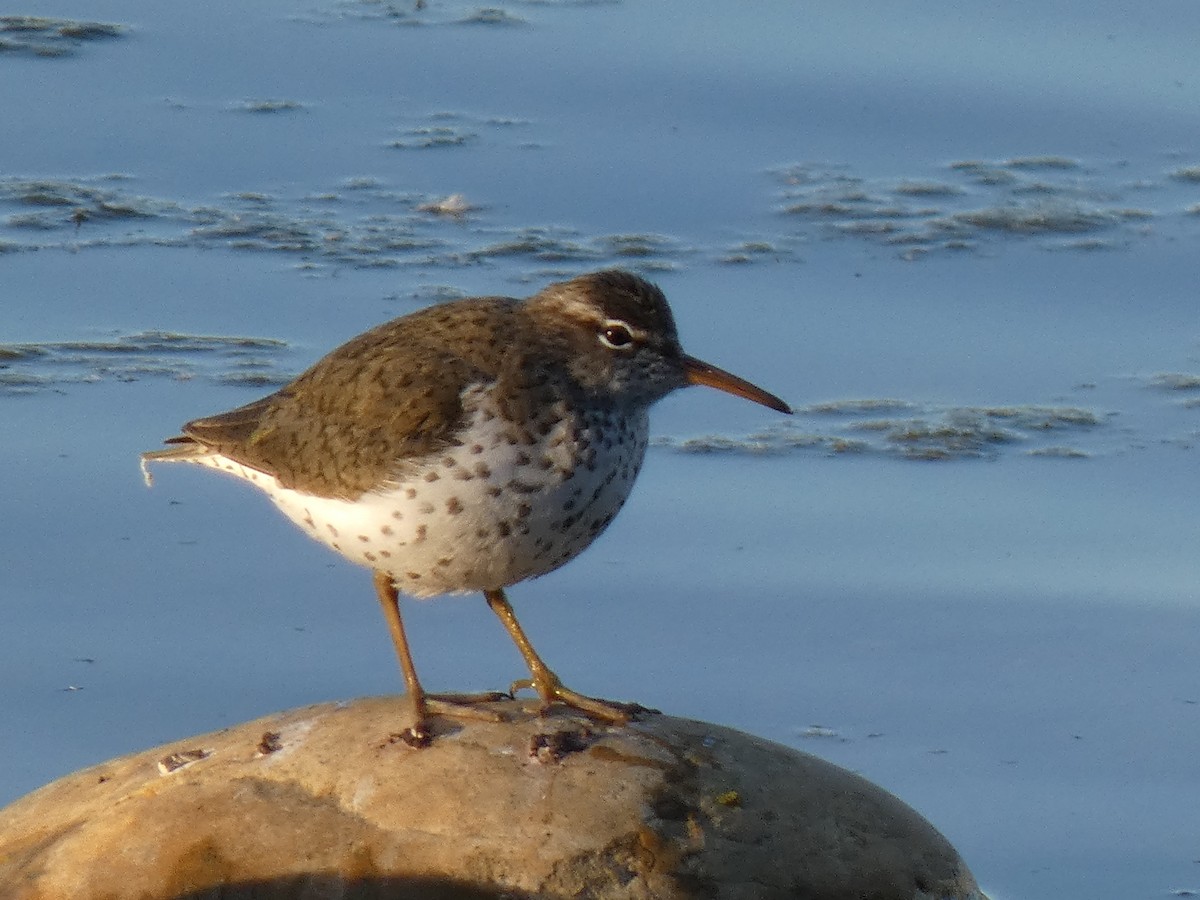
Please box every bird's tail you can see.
[139,439,206,487]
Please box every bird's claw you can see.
[510,674,637,724]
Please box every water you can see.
[2,3,1199,897]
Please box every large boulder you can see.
[0,697,983,899]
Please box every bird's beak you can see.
[682,355,792,414]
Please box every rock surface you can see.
[0,697,984,899]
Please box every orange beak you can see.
[682,355,792,414]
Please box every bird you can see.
[142,270,791,745]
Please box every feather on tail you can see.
[139,438,206,487]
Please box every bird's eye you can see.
[598,320,634,351]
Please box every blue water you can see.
[3,3,1199,897]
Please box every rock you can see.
[0,697,984,899]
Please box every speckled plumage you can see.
[171,385,647,598]
[143,270,790,741]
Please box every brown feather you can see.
[150,298,531,498]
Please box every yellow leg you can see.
[484,588,632,724]
[373,571,503,746]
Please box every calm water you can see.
[3,3,1199,898]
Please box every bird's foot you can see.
[425,690,510,721]
[397,691,509,748]
[510,673,641,724]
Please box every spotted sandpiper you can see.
[143,270,791,744]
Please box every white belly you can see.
[179,401,649,598]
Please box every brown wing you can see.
[150,298,519,498]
